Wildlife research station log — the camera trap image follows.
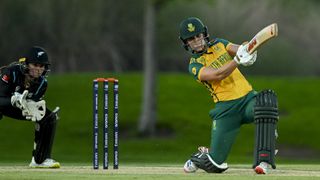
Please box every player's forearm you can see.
[199,61,238,81]
[227,44,240,57]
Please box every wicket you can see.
[93,77,119,169]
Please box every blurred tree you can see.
[138,0,170,136]
[0,0,320,75]
[138,0,157,136]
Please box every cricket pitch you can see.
[0,164,319,180]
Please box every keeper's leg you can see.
[253,90,279,170]
[33,107,59,164]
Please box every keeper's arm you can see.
[0,76,13,107]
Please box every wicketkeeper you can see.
[179,17,279,174]
[0,46,60,168]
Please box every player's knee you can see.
[254,89,279,122]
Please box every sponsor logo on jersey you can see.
[1,74,9,83]
[192,67,197,75]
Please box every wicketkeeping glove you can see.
[22,99,46,122]
[11,90,28,110]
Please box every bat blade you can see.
[247,23,278,54]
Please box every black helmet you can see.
[18,46,50,77]
[179,17,209,52]
[25,46,50,65]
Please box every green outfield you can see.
[0,73,320,173]
[0,163,320,180]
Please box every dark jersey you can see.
[0,63,47,107]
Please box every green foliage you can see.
[1,0,320,75]
[0,73,319,164]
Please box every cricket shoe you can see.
[183,146,209,173]
[184,159,198,173]
[254,162,269,174]
[29,157,60,168]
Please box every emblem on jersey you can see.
[192,67,197,75]
[187,23,195,32]
[1,74,9,83]
[190,58,196,63]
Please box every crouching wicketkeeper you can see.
[0,46,60,168]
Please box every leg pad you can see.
[33,107,59,164]
[253,90,278,169]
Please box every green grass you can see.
[0,163,320,180]
[0,73,320,165]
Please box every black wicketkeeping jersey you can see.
[0,64,47,107]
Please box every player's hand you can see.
[11,90,28,110]
[233,43,249,64]
[22,99,46,122]
[234,43,257,66]
[239,50,257,66]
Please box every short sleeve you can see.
[188,58,205,81]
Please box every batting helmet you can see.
[179,17,209,51]
[18,46,50,77]
[25,46,50,65]
[179,17,208,41]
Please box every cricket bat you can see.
[246,23,278,54]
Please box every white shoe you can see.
[29,157,60,168]
[254,162,269,174]
[183,146,209,173]
[183,159,198,173]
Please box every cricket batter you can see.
[0,46,60,168]
[179,17,279,174]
